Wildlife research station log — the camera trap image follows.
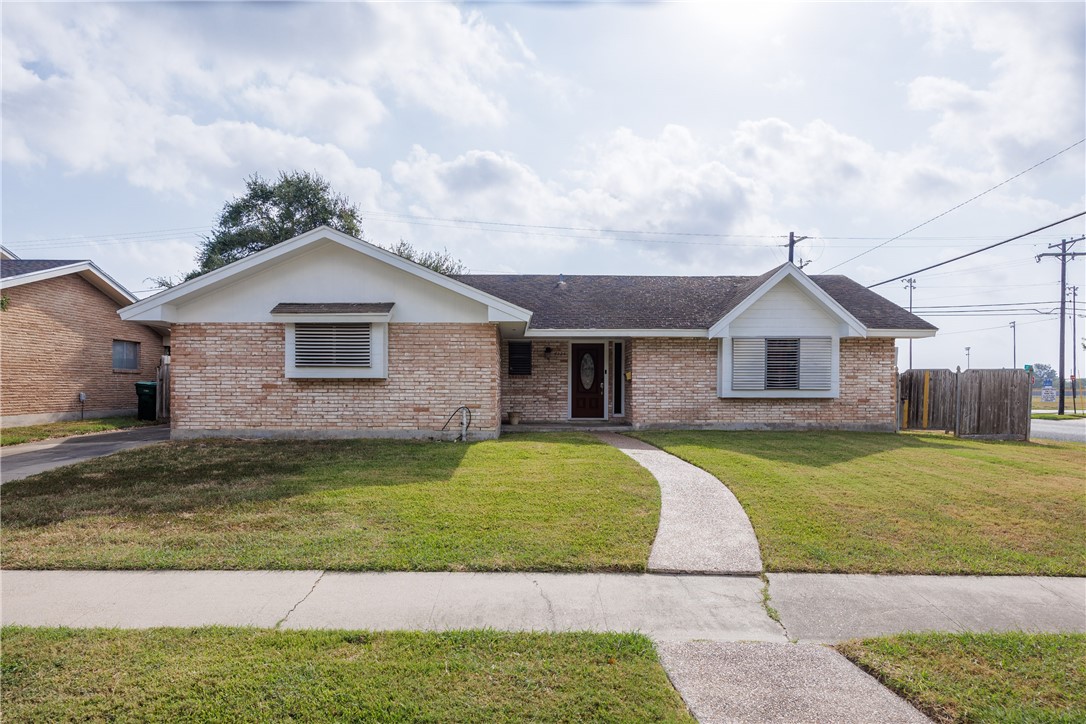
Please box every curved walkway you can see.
[595,433,762,575]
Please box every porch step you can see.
[501,421,633,433]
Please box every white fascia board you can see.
[525,328,707,338]
[868,328,938,339]
[708,263,867,338]
[1,261,138,305]
[0,245,19,260]
[270,312,392,324]
[120,226,533,324]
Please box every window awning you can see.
[270,302,394,323]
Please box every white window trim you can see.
[284,322,388,379]
[717,335,840,399]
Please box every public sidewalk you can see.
[3,569,1082,641]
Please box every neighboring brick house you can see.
[1,248,166,426]
[120,227,936,440]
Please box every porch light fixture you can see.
[544,346,552,359]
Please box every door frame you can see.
[566,340,610,420]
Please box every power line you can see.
[821,137,1086,272]
[866,212,1086,288]
[936,316,1059,337]
[6,225,211,245]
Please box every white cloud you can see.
[903,3,1085,167]
[1,2,539,196]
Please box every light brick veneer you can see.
[500,338,569,422]
[628,337,897,431]
[1,274,165,424]
[170,322,500,439]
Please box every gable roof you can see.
[0,258,138,306]
[454,266,936,336]
[120,226,533,325]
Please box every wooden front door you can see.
[571,343,605,419]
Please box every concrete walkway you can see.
[770,573,1086,643]
[0,570,785,642]
[658,641,930,724]
[0,425,170,483]
[597,433,762,575]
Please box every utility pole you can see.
[1070,285,1079,414]
[1009,321,1016,369]
[965,346,971,370]
[903,278,917,370]
[787,232,809,264]
[1036,236,1084,415]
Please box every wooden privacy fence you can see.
[900,368,1031,440]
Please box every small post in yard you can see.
[460,406,469,442]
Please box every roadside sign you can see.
[1042,379,1054,388]
[1024,364,1033,371]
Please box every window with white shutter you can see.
[732,338,766,390]
[294,324,372,367]
[723,336,837,397]
[285,322,388,379]
[799,337,832,390]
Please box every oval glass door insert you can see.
[580,353,595,390]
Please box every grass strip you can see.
[0,627,693,723]
[1,433,658,572]
[632,430,1085,575]
[1,416,153,446]
[837,632,1086,723]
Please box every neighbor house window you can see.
[112,340,139,370]
[732,337,832,391]
[508,341,532,376]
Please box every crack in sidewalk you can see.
[275,571,326,629]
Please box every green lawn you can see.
[1032,413,1086,421]
[0,416,153,446]
[837,633,1086,723]
[0,627,693,723]
[0,433,658,571]
[632,431,1085,575]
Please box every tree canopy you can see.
[186,170,362,280]
[156,170,466,286]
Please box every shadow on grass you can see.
[0,438,472,528]
[630,430,1028,467]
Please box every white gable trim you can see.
[708,264,867,339]
[0,261,137,306]
[119,226,533,325]
[0,245,20,260]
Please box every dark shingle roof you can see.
[1,259,84,279]
[453,271,935,331]
[271,302,395,314]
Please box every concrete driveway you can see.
[0,425,170,484]
[1031,417,1086,443]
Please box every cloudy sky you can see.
[3,2,1084,372]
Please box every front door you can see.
[571,343,605,419]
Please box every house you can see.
[119,227,936,440]
[0,246,167,426]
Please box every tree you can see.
[385,239,466,276]
[188,170,362,280]
[1031,363,1057,386]
[154,170,466,287]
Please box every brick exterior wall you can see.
[171,322,500,439]
[628,337,897,431]
[0,274,165,424]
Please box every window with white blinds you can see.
[731,337,833,391]
[294,324,372,367]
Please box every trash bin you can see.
[135,381,157,421]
